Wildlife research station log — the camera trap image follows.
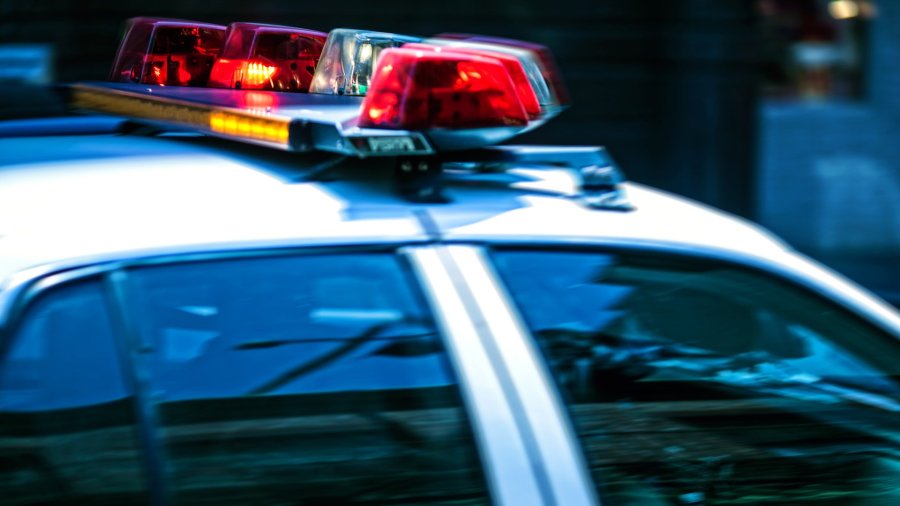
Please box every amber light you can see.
[208,110,290,144]
[245,62,277,86]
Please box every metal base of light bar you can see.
[392,145,633,210]
[440,145,618,170]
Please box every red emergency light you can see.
[208,23,327,92]
[358,47,528,130]
[435,33,570,107]
[402,43,541,119]
[109,17,226,86]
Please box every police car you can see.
[1,18,899,506]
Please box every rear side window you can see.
[492,249,900,505]
[0,280,149,504]
[122,252,489,504]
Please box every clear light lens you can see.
[310,29,421,96]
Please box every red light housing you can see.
[402,43,541,119]
[436,33,570,106]
[358,48,528,130]
[109,17,226,86]
[208,23,327,92]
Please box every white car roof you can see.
[0,133,790,284]
[3,130,900,336]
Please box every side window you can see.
[0,280,149,504]
[123,252,490,504]
[492,249,900,505]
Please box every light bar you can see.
[80,23,571,156]
[109,17,226,87]
[309,29,421,96]
[208,23,327,92]
[358,48,528,130]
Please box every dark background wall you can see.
[0,0,759,216]
[756,1,900,304]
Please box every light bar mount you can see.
[392,145,633,210]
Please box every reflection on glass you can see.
[124,253,489,504]
[0,281,148,504]
[493,249,900,505]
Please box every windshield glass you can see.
[492,248,900,505]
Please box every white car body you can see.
[1,121,899,505]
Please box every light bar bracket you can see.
[392,145,633,210]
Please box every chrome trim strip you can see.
[446,245,598,506]
[104,270,170,505]
[405,246,543,506]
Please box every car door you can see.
[478,243,900,505]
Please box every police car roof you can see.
[0,126,789,285]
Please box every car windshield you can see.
[492,248,900,505]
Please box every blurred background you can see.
[0,0,897,306]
